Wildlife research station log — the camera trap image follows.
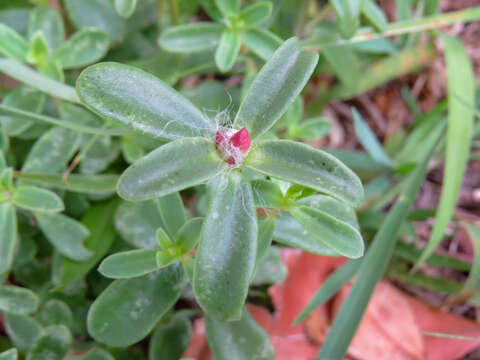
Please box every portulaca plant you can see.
[77,38,364,328]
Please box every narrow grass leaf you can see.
[352,108,394,167]
[414,35,475,270]
[318,131,442,359]
[294,259,362,325]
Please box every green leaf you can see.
[4,314,42,353]
[77,62,214,140]
[64,0,126,43]
[99,249,163,279]
[118,138,224,201]
[87,263,186,347]
[0,58,80,103]
[299,194,359,229]
[155,228,175,253]
[37,300,73,329]
[318,128,442,360]
[148,313,192,360]
[15,173,118,194]
[65,348,114,360]
[252,246,287,285]
[242,28,282,61]
[293,259,362,324]
[461,223,480,301]
[52,29,109,69]
[0,24,29,62]
[329,0,363,38]
[246,140,364,205]
[362,0,388,32]
[194,173,257,321]
[12,186,64,213]
[159,23,223,53]
[214,0,240,15]
[414,36,475,270]
[234,37,318,139]
[27,7,65,52]
[57,201,117,289]
[255,215,275,268]
[215,29,241,72]
[323,45,361,88]
[115,0,138,18]
[36,212,92,261]
[26,325,72,360]
[2,86,45,136]
[0,203,17,274]
[0,349,17,360]
[121,136,145,164]
[352,108,394,167]
[115,200,163,249]
[205,307,274,360]
[157,192,185,239]
[22,127,79,174]
[176,217,203,255]
[0,285,39,315]
[290,205,363,258]
[26,32,49,65]
[295,117,331,140]
[239,2,272,28]
[251,179,284,208]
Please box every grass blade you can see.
[293,259,362,325]
[318,129,442,359]
[413,35,475,271]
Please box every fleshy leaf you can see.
[36,213,92,261]
[291,206,364,258]
[159,23,223,53]
[0,24,29,61]
[157,192,186,239]
[215,29,241,72]
[52,29,109,69]
[194,173,257,321]
[118,138,225,201]
[242,28,282,61]
[246,140,364,205]
[0,285,39,315]
[176,218,203,255]
[239,2,273,28]
[0,203,17,274]
[205,307,274,360]
[27,325,72,360]
[234,37,318,139]
[114,0,138,18]
[13,186,64,213]
[87,263,186,347]
[148,313,192,360]
[77,62,214,140]
[99,249,161,279]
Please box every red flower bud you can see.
[229,127,250,153]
